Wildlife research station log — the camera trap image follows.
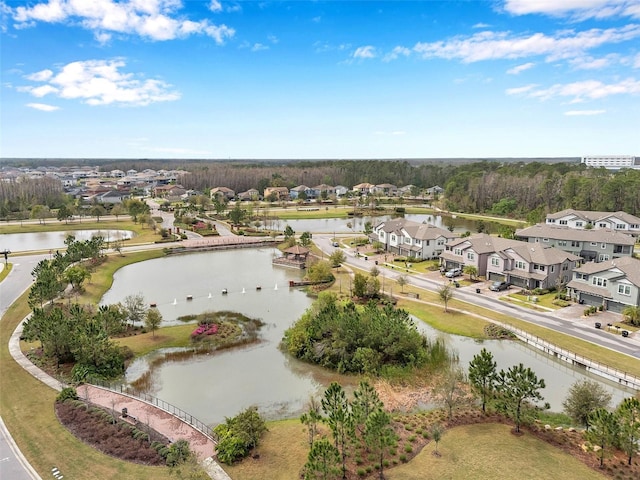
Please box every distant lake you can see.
[0,229,133,252]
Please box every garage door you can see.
[580,293,602,307]
[606,301,626,313]
[488,272,506,281]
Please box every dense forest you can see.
[1,159,639,219]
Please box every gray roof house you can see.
[441,233,581,290]
[516,224,635,263]
[373,218,456,260]
[545,209,640,237]
[567,256,640,312]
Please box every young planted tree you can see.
[63,265,91,292]
[496,363,546,433]
[90,204,106,222]
[562,379,612,430]
[303,438,341,480]
[145,307,163,338]
[364,409,396,480]
[284,225,295,240]
[351,380,383,436]
[616,397,640,465]
[430,423,444,456]
[468,348,498,413]
[329,250,346,268]
[434,364,468,420]
[300,396,323,448]
[397,274,409,293]
[438,282,454,312]
[585,408,618,468]
[300,231,312,247]
[321,382,352,479]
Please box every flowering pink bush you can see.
[191,323,218,337]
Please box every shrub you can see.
[357,468,367,477]
[399,454,408,463]
[404,444,413,453]
[57,387,78,402]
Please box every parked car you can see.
[445,268,462,278]
[489,281,509,292]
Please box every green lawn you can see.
[386,423,606,480]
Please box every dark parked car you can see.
[489,281,509,292]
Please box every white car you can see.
[445,268,463,278]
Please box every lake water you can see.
[0,229,134,252]
[277,213,513,235]
[101,249,636,426]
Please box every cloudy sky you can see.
[1,0,639,159]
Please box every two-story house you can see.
[210,187,236,201]
[263,186,290,201]
[441,234,580,289]
[516,224,635,262]
[373,218,456,260]
[567,256,640,312]
[545,209,640,237]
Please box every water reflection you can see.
[0,229,133,252]
[102,249,635,426]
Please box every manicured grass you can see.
[222,419,307,480]
[398,300,491,339]
[0,292,175,480]
[0,263,12,283]
[115,324,195,357]
[386,423,606,480]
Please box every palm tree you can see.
[622,305,640,326]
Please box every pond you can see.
[0,229,134,253]
[271,213,514,235]
[101,249,636,426]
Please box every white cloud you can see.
[503,0,640,20]
[569,54,618,69]
[506,84,539,95]
[564,109,607,115]
[411,25,640,63]
[26,102,59,111]
[251,43,268,52]
[383,46,411,62]
[507,62,535,74]
[267,34,278,44]
[20,59,181,106]
[515,78,640,101]
[353,45,376,59]
[473,22,491,28]
[633,52,640,67]
[10,0,235,43]
[26,68,53,81]
[209,0,222,13]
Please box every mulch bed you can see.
[55,399,170,466]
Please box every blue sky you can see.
[1,0,639,159]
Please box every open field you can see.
[386,423,606,480]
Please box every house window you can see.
[415,239,422,245]
[548,219,556,223]
[576,222,583,227]
[533,264,545,271]
[437,239,445,245]
[550,266,555,272]
[590,242,598,246]
[542,238,549,242]
[618,285,631,295]
[559,220,567,225]
[405,237,411,244]
[391,235,396,242]
[467,252,475,260]
[558,240,567,246]
[592,277,607,287]
[601,243,606,249]
[616,224,626,229]
[598,223,607,228]
[515,260,526,269]
[571,241,580,247]
[562,263,569,271]
[454,248,462,255]
[491,257,499,267]
[599,254,610,261]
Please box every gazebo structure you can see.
[272,245,310,269]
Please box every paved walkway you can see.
[9,317,231,480]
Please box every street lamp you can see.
[1,249,10,265]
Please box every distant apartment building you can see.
[580,155,639,170]
[545,209,640,237]
[516,224,635,262]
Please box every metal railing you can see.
[88,380,215,442]
[503,325,640,390]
